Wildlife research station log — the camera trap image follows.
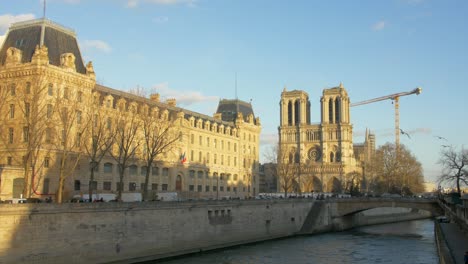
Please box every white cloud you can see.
[260,133,278,146]
[81,40,112,53]
[372,21,386,31]
[407,127,432,135]
[126,0,138,8]
[0,13,36,33]
[127,0,196,8]
[152,82,218,106]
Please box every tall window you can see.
[44,157,50,168]
[23,126,29,142]
[129,165,138,175]
[9,104,14,119]
[47,104,53,118]
[76,133,81,147]
[25,82,31,94]
[152,166,159,176]
[74,180,81,191]
[141,166,148,176]
[77,91,82,102]
[45,128,51,143]
[335,97,340,123]
[63,87,69,99]
[103,182,112,191]
[162,168,169,176]
[25,103,30,118]
[8,128,14,144]
[76,110,82,124]
[328,99,334,123]
[48,83,53,96]
[10,84,15,96]
[104,163,113,173]
[106,117,112,130]
[42,179,50,194]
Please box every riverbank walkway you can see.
[440,222,468,264]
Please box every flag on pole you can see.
[180,152,187,164]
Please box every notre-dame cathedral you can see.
[278,83,375,193]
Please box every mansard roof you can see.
[95,84,238,127]
[216,99,256,123]
[0,18,86,74]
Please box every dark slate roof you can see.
[95,84,237,127]
[0,19,86,74]
[216,99,256,123]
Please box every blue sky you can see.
[1,0,467,184]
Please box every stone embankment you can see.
[0,198,434,264]
[435,198,468,264]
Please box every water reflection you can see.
[152,219,438,264]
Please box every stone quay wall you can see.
[0,199,432,264]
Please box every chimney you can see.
[150,93,160,102]
[166,98,176,107]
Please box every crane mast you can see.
[350,87,422,149]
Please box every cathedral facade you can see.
[0,19,261,201]
[278,84,375,193]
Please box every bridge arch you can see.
[332,198,443,217]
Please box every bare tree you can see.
[83,98,114,201]
[0,77,52,198]
[438,146,468,194]
[140,107,180,201]
[368,143,425,195]
[266,144,299,197]
[109,108,141,201]
[54,87,89,203]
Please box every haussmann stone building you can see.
[0,18,261,201]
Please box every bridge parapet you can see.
[329,198,442,217]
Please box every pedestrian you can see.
[464,251,468,264]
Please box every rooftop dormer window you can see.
[15,39,24,48]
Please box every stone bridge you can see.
[330,197,443,217]
[299,197,443,234]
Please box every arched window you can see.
[189,170,195,178]
[330,152,335,163]
[197,171,204,179]
[287,101,293,125]
[294,100,300,124]
[328,99,334,123]
[335,97,340,123]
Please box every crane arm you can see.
[350,87,422,107]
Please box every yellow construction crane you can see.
[350,87,422,148]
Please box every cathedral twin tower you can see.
[278,83,373,193]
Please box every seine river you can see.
[152,219,438,264]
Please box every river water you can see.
[153,219,438,264]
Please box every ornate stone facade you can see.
[278,84,375,193]
[0,19,261,201]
